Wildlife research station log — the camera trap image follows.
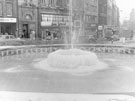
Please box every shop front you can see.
[0,18,17,36]
[39,13,70,44]
[85,23,97,36]
[18,6,37,39]
[19,22,36,38]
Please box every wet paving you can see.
[0,52,135,94]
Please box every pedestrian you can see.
[20,31,24,38]
[30,30,35,40]
[46,30,51,40]
[32,30,35,40]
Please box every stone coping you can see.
[0,44,135,57]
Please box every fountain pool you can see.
[0,45,135,94]
[35,48,108,75]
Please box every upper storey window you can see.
[40,0,56,7]
[6,2,13,16]
[0,2,3,16]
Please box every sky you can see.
[116,0,135,23]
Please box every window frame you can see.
[6,2,13,17]
[0,2,3,16]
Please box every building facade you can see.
[107,0,113,26]
[98,0,107,25]
[129,9,135,31]
[38,0,70,41]
[0,0,18,36]
[72,0,84,40]
[0,0,120,41]
[84,0,98,36]
[112,0,119,29]
[98,0,119,38]
[98,0,107,38]
[18,0,38,38]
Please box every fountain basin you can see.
[0,44,135,94]
[48,49,99,68]
[35,48,108,75]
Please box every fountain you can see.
[35,48,108,75]
[33,0,108,75]
[0,0,135,95]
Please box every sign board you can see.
[41,14,69,27]
[98,26,103,30]
[41,22,52,26]
[0,18,17,23]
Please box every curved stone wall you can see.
[0,44,135,57]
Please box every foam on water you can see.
[35,49,108,75]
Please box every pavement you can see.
[110,40,135,46]
[1,40,135,50]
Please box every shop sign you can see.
[0,18,16,23]
[41,15,53,26]
[41,21,52,26]
[41,14,69,27]
[98,26,103,30]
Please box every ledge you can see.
[0,44,135,57]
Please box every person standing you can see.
[32,30,35,40]
[30,30,35,40]
[20,31,24,38]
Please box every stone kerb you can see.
[0,44,135,57]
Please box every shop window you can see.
[0,2,2,16]
[6,3,13,16]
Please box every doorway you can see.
[23,24,29,38]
